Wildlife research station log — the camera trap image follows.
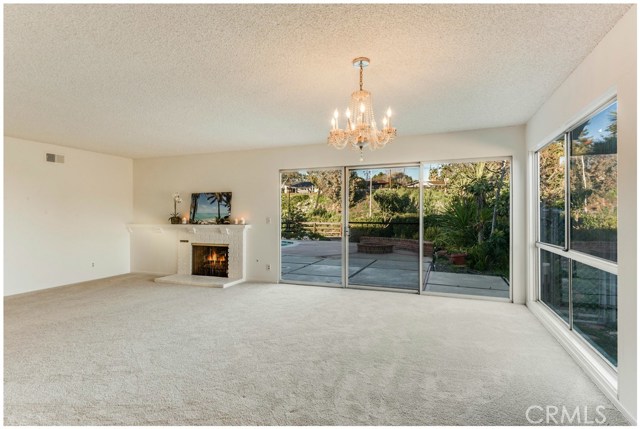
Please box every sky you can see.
[352,167,420,180]
[580,101,617,141]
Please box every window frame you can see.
[535,97,618,370]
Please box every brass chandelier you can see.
[327,57,396,161]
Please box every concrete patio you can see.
[281,240,510,298]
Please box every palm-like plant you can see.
[437,197,478,250]
[205,192,232,222]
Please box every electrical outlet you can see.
[266,264,271,271]
[91,262,95,267]
[266,216,271,224]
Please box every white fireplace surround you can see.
[178,226,245,278]
[127,224,251,287]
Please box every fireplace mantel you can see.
[126,224,251,288]
[126,224,251,234]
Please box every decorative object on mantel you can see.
[169,192,182,224]
[327,57,397,162]
[189,192,232,224]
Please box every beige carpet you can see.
[4,274,628,425]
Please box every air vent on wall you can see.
[45,153,65,163]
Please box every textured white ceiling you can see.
[4,4,631,158]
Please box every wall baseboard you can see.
[3,272,135,299]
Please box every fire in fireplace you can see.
[192,244,229,278]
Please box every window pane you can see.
[569,101,617,262]
[422,160,510,298]
[540,250,569,322]
[572,261,617,366]
[280,169,343,286]
[348,167,421,291]
[539,137,566,247]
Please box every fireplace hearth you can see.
[192,244,229,278]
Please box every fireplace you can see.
[150,224,250,288]
[192,244,229,278]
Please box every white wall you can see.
[131,125,527,303]
[525,6,636,422]
[4,137,133,296]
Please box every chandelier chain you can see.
[359,63,364,91]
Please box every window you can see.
[536,99,618,367]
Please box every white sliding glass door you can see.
[345,165,422,291]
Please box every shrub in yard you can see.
[388,214,420,239]
[373,189,418,218]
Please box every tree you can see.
[490,161,507,236]
[539,139,565,210]
[390,171,414,188]
[424,160,510,274]
[190,194,199,219]
[349,171,366,207]
[281,171,304,190]
[373,189,417,219]
[569,110,617,234]
[308,170,341,211]
[206,192,231,220]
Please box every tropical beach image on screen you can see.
[189,192,232,224]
